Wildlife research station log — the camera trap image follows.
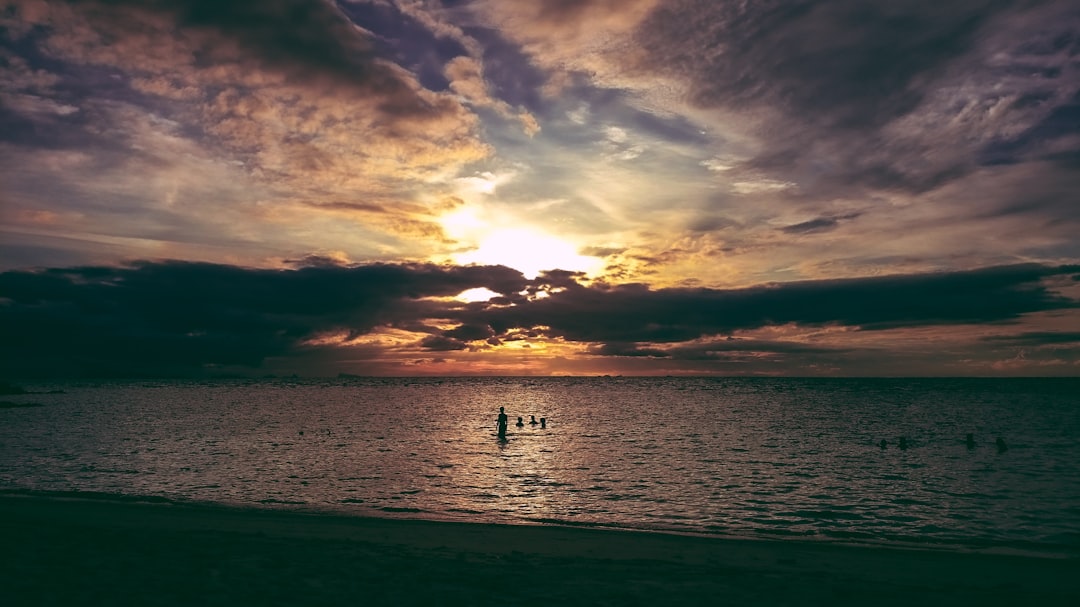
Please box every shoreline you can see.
[2,491,1077,605]
[3,488,1072,560]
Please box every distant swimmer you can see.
[966,433,976,450]
[530,415,539,426]
[879,439,887,450]
[996,437,1008,453]
[899,436,908,451]
[496,407,508,441]
[516,416,525,428]
[540,417,546,429]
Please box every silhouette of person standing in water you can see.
[496,407,508,441]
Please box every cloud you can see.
[1,260,1075,376]
[587,343,669,357]
[630,1,1080,194]
[442,322,496,342]
[3,0,1080,315]
[459,263,1080,345]
[419,334,469,351]
[486,0,1078,233]
[444,54,540,135]
[0,0,492,258]
[780,213,862,235]
[583,338,845,360]
[643,1,1004,128]
[667,338,846,361]
[0,260,527,376]
[468,0,661,92]
[81,0,420,105]
[432,1,1079,289]
[981,331,1080,346]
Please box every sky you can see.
[1,0,1079,378]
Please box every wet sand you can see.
[1,492,1076,606]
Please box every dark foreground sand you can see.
[1,493,1076,606]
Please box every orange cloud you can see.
[8,0,493,246]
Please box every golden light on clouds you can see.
[3,0,1079,377]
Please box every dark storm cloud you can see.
[981,331,1080,346]
[84,0,449,118]
[587,343,669,358]
[1,260,1077,376]
[442,323,496,342]
[633,0,1080,196]
[641,0,1003,129]
[15,0,464,125]
[119,0,386,88]
[419,335,469,351]
[461,263,1079,346]
[0,260,527,376]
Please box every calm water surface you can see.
[2,377,1078,555]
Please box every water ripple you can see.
[1,377,1078,556]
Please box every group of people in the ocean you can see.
[496,407,546,441]
[879,434,1008,453]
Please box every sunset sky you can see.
[1,0,1079,377]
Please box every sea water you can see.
[1,377,1078,556]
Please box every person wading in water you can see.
[496,406,508,441]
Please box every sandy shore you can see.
[1,492,1076,606]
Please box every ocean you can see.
[2,377,1078,556]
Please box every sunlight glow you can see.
[454,171,514,196]
[439,206,485,235]
[454,228,603,279]
[455,287,500,302]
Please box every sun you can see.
[454,228,602,279]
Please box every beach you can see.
[1,492,1076,606]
